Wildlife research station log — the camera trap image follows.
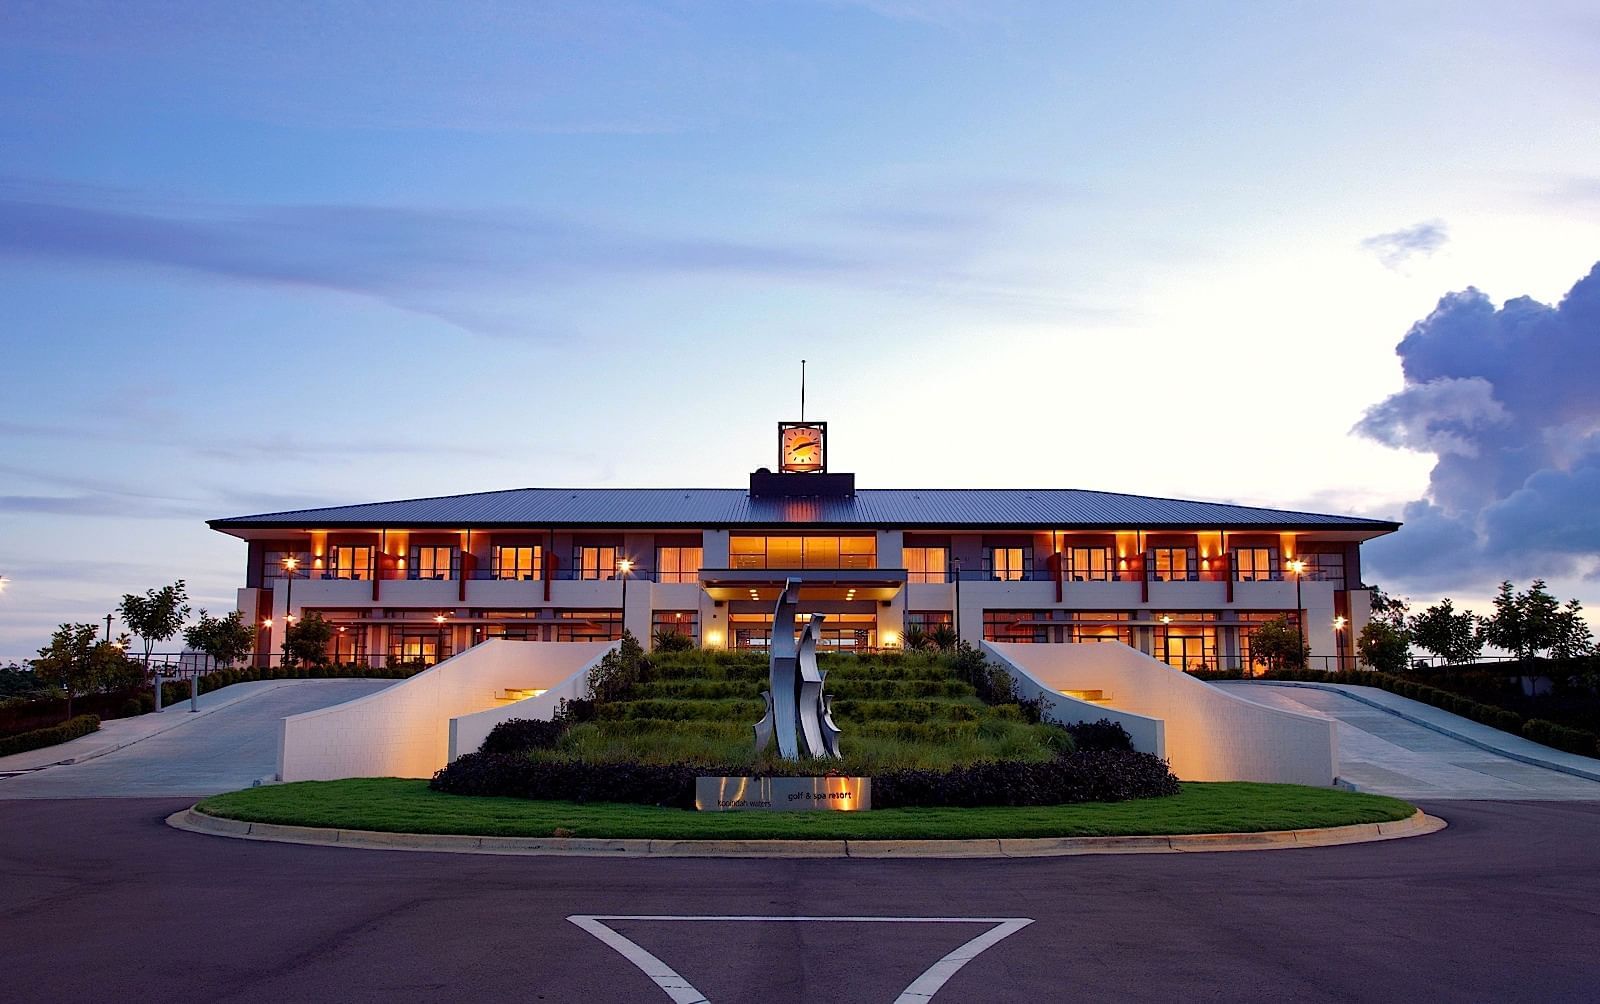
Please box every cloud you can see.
[0,181,859,334]
[1359,262,1600,590]
[1361,220,1449,269]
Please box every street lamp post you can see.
[434,613,448,665]
[616,557,634,639]
[952,557,962,645]
[1288,559,1307,668]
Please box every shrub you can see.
[430,747,1179,809]
[0,714,100,758]
[118,698,143,718]
[1063,718,1134,752]
[1522,718,1600,757]
[651,629,695,653]
[479,718,567,755]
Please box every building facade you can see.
[209,422,1398,672]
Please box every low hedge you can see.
[158,663,423,706]
[1193,668,1600,758]
[1522,718,1600,757]
[0,714,100,758]
[430,748,1180,809]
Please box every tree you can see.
[1368,586,1410,629]
[1486,580,1565,660]
[1408,598,1484,664]
[1358,619,1411,674]
[1551,599,1595,661]
[184,609,256,668]
[33,623,140,719]
[1250,615,1309,672]
[281,612,335,667]
[118,580,191,672]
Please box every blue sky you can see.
[3,1,1599,658]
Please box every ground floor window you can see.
[1152,613,1218,670]
[652,610,699,644]
[556,609,622,642]
[389,628,451,666]
[1065,611,1133,645]
[1236,611,1301,675]
[906,610,953,631]
[729,613,877,652]
[983,609,1052,643]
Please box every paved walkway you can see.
[0,679,392,798]
[1215,681,1600,801]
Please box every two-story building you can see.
[208,421,1399,672]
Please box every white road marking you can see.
[566,914,1034,1004]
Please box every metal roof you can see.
[208,487,1399,533]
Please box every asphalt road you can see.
[3,797,1598,1002]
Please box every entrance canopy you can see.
[697,567,907,603]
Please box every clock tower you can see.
[778,421,827,473]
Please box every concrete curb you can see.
[168,806,1445,859]
[1232,680,1600,786]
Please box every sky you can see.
[2,1,1599,660]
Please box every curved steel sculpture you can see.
[754,578,842,759]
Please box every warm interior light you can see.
[882,631,899,647]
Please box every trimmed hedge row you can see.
[158,663,424,706]
[430,749,1180,809]
[0,714,100,758]
[1188,668,1600,758]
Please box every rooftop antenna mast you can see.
[800,359,806,421]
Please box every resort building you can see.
[209,421,1399,672]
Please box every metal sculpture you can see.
[754,578,842,759]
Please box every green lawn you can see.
[196,778,1415,841]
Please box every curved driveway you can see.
[1214,681,1600,801]
[0,679,393,799]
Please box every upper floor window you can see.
[1066,546,1113,582]
[729,536,876,570]
[263,549,311,583]
[573,545,619,580]
[655,546,702,583]
[984,546,1032,581]
[493,545,541,581]
[1149,547,1196,582]
[904,546,948,583]
[408,545,457,580]
[1299,551,1346,585]
[327,545,374,581]
[1232,547,1280,582]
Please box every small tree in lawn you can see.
[1251,616,1309,672]
[281,612,334,668]
[118,580,191,674]
[33,623,140,719]
[184,609,256,668]
[1409,598,1484,665]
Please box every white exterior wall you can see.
[448,645,614,759]
[984,640,1337,785]
[277,639,617,781]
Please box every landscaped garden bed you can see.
[195,777,1415,840]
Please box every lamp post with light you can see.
[1288,559,1307,667]
[1333,615,1348,670]
[616,557,634,638]
[952,557,963,645]
[434,613,448,665]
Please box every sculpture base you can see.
[694,776,871,812]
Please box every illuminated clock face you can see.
[780,424,825,472]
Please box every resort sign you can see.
[694,775,871,811]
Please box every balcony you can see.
[698,567,906,602]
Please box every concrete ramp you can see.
[984,641,1336,786]
[278,639,618,781]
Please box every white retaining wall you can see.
[448,647,610,761]
[983,641,1337,786]
[278,639,618,782]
